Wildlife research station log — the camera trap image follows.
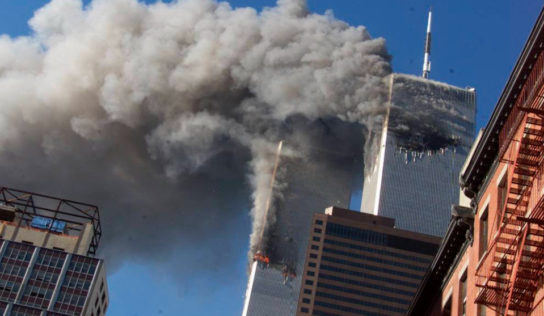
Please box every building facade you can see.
[296,206,440,316]
[362,73,476,237]
[0,187,108,316]
[242,120,364,316]
[408,7,544,316]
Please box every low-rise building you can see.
[408,6,544,316]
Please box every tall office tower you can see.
[243,119,364,316]
[361,73,476,236]
[0,187,108,316]
[296,206,440,316]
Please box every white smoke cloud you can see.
[0,0,391,281]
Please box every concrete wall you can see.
[0,222,93,256]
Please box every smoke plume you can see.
[0,0,391,280]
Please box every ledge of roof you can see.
[406,205,473,316]
[460,7,544,196]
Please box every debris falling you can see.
[0,0,393,281]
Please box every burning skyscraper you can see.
[243,7,476,314]
[242,73,476,315]
[361,73,476,236]
[243,118,365,315]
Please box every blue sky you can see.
[0,0,541,315]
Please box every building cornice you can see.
[460,7,544,197]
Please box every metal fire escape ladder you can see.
[475,115,544,315]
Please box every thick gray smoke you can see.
[0,0,391,279]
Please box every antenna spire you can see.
[422,8,432,79]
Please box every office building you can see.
[296,206,440,316]
[408,7,544,315]
[361,73,476,237]
[0,187,108,316]
[243,120,364,316]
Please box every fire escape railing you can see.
[475,49,544,315]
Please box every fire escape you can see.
[475,51,544,315]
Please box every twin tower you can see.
[243,10,477,316]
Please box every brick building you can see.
[408,7,544,316]
[296,206,440,316]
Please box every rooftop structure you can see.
[0,187,101,257]
[0,187,108,316]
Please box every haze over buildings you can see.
[0,0,396,282]
[1,0,528,314]
[243,7,476,314]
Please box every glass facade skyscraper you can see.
[362,74,476,236]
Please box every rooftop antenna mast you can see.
[422,8,432,79]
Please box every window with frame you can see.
[479,208,488,259]
[477,304,486,316]
[497,175,507,229]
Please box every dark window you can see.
[314,301,383,316]
[315,220,323,225]
[498,175,507,219]
[52,247,64,251]
[479,208,488,259]
[319,265,419,288]
[318,282,409,305]
[312,236,320,242]
[322,247,426,272]
[303,289,312,295]
[21,241,33,245]
[311,245,319,250]
[302,298,310,304]
[320,255,422,279]
[460,271,467,316]
[310,253,317,259]
[325,223,438,255]
[305,280,314,285]
[309,262,316,268]
[314,228,322,234]
[324,238,432,264]
[300,307,309,313]
[319,273,414,296]
[315,292,406,313]
[442,295,452,316]
[307,271,315,276]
